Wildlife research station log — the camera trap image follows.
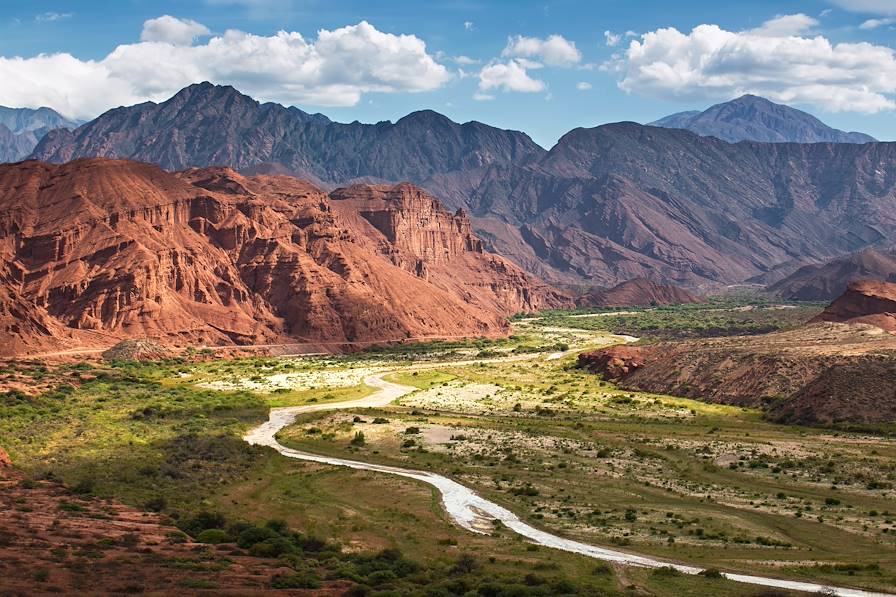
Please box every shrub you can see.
[350,431,366,446]
[196,529,229,544]
[271,572,320,589]
[70,478,95,495]
[144,496,167,512]
[181,511,226,536]
[699,568,723,578]
[592,563,613,576]
[236,525,278,549]
[451,553,478,574]
[651,566,683,578]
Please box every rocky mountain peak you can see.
[650,94,876,144]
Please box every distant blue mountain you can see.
[650,95,876,144]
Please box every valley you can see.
[2,302,895,595]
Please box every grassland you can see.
[1,302,893,595]
[524,298,825,340]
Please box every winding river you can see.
[244,371,892,597]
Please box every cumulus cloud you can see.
[576,81,592,90]
[604,30,622,46]
[478,60,545,93]
[502,34,581,67]
[141,15,211,45]
[827,1,896,15]
[860,17,896,29]
[0,19,451,119]
[464,21,474,31]
[605,14,896,113]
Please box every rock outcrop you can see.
[578,278,704,308]
[811,280,896,332]
[0,158,569,356]
[577,345,647,379]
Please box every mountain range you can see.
[0,106,80,163]
[0,158,566,356]
[25,83,896,291]
[649,95,876,144]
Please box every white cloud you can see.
[502,34,581,67]
[576,81,592,90]
[472,92,494,101]
[860,17,896,29]
[0,19,451,119]
[464,21,474,31]
[141,15,211,45]
[606,15,896,114]
[454,55,479,65]
[35,12,73,23]
[604,30,622,47]
[820,8,833,17]
[749,13,818,36]
[477,60,545,93]
[827,1,896,15]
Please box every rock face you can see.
[578,278,703,308]
[0,446,11,468]
[29,84,896,288]
[577,346,647,379]
[0,158,569,356]
[769,249,896,301]
[0,106,80,163]
[579,324,896,426]
[650,95,876,144]
[811,280,896,332]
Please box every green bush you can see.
[195,528,229,544]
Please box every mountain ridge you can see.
[0,105,81,163]
[649,95,876,144]
[27,83,896,289]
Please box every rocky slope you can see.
[0,465,351,594]
[29,84,896,288]
[650,95,876,144]
[578,323,896,426]
[768,249,896,300]
[811,280,896,332]
[0,158,567,356]
[0,106,80,163]
[578,277,703,308]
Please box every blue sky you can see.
[1,0,896,147]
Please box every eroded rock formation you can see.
[0,158,569,355]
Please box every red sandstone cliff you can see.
[0,159,570,356]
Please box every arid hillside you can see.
[578,277,704,308]
[0,158,568,356]
[579,323,896,426]
[811,279,896,332]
